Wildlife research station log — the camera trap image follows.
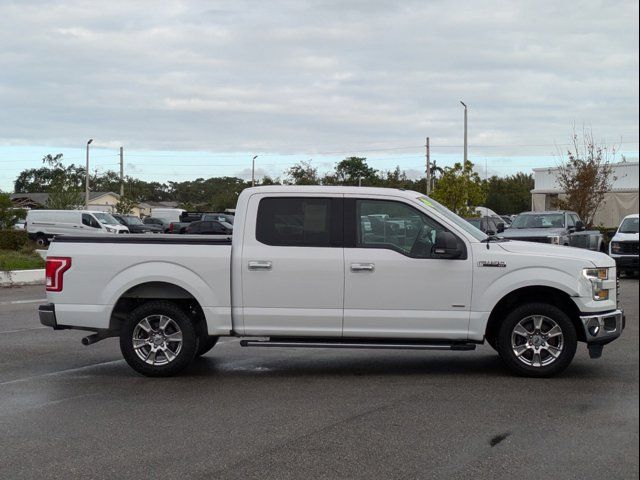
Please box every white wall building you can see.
[531,161,639,228]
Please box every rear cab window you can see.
[256,197,342,247]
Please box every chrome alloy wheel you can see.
[132,315,183,366]
[511,315,564,368]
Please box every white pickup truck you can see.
[39,187,625,377]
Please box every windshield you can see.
[124,216,143,225]
[416,196,487,241]
[619,217,639,233]
[511,213,565,229]
[93,212,119,225]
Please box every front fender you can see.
[473,266,584,313]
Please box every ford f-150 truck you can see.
[39,187,624,377]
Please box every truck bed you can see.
[47,235,233,335]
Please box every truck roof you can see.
[245,185,423,199]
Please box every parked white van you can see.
[26,210,129,246]
[150,208,185,223]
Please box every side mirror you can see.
[433,231,464,259]
[486,229,496,237]
[496,223,505,233]
[575,221,585,232]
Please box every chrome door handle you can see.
[351,263,375,272]
[248,260,272,271]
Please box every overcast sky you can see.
[1,0,638,191]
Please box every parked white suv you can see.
[609,214,639,275]
[39,187,624,377]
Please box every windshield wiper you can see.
[481,234,502,243]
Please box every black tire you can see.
[120,301,198,377]
[196,336,219,357]
[497,302,577,378]
[35,234,48,247]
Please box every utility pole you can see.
[119,146,124,196]
[460,101,468,164]
[425,137,431,195]
[251,155,258,187]
[85,138,93,208]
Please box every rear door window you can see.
[256,197,340,247]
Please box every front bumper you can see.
[580,309,625,345]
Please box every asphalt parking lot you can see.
[0,280,638,480]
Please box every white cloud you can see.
[0,0,637,157]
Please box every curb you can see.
[0,269,46,287]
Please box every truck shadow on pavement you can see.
[171,351,610,381]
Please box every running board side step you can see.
[239,339,476,351]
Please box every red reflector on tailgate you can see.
[45,257,72,292]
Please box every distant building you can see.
[10,191,147,217]
[531,161,639,228]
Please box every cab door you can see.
[343,197,472,340]
[240,194,344,337]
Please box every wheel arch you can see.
[109,281,208,336]
[485,286,585,345]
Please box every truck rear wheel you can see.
[120,301,198,377]
[497,303,577,377]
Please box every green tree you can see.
[485,173,534,215]
[115,196,138,214]
[431,161,485,216]
[46,190,82,209]
[14,154,85,193]
[285,161,319,185]
[556,130,616,227]
[0,191,25,229]
[334,157,377,185]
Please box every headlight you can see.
[610,242,621,254]
[583,268,608,280]
[583,267,610,301]
[105,227,117,233]
[547,235,561,245]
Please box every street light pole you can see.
[85,138,93,208]
[460,101,468,164]
[251,155,258,187]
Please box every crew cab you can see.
[39,187,624,378]
[502,210,605,251]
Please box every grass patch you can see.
[0,249,45,271]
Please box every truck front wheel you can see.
[497,303,577,377]
[120,301,198,377]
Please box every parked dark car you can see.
[501,210,605,251]
[464,216,504,236]
[185,220,233,235]
[113,214,158,234]
[142,217,171,233]
[180,212,235,225]
[202,213,235,225]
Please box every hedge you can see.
[0,229,29,250]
